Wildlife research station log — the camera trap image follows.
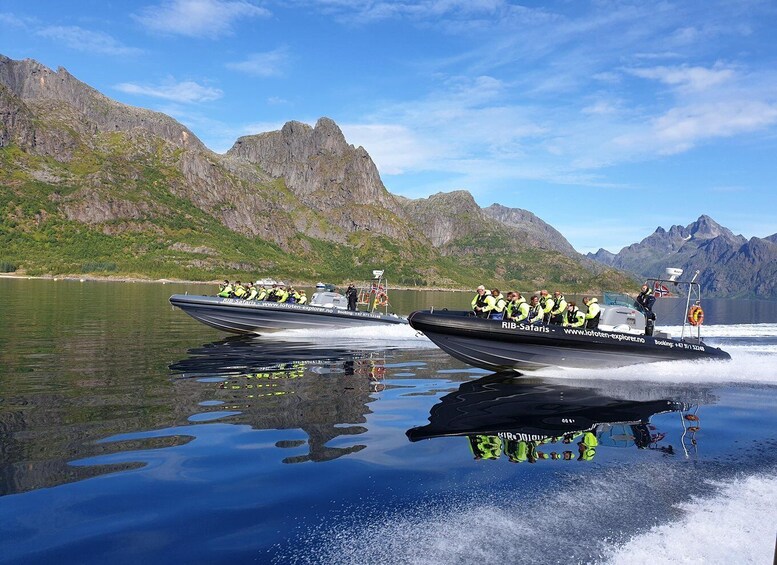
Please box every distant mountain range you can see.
[587,215,777,299]
[1,53,772,299]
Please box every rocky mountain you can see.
[587,215,777,299]
[1,54,632,291]
[482,203,578,257]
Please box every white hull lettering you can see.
[501,321,551,333]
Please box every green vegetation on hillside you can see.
[0,138,632,291]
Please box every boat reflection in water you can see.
[407,374,704,463]
[169,337,391,464]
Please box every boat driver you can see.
[637,284,657,336]
[582,297,601,329]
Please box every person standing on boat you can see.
[539,290,555,324]
[346,283,358,311]
[582,297,601,329]
[636,284,657,336]
[527,295,544,324]
[564,301,585,327]
[471,285,490,318]
[550,291,567,324]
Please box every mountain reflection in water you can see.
[407,374,712,463]
[169,336,393,463]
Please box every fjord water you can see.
[1,279,776,564]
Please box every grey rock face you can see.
[0,55,203,152]
[483,203,578,256]
[226,118,411,240]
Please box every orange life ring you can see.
[375,292,389,307]
[688,305,704,326]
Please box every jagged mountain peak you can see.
[0,54,205,153]
[689,214,729,240]
[586,215,777,298]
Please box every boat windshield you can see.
[602,291,646,314]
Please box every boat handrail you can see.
[646,269,703,341]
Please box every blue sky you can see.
[2,0,777,253]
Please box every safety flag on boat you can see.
[653,281,671,297]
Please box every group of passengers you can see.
[469,431,599,462]
[471,285,601,329]
[217,280,308,304]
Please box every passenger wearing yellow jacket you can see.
[539,289,555,324]
[297,290,308,304]
[478,292,497,318]
[505,439,529,463]
[471,285,490,318]
[233,281,248,299]
[577,431,598,461]
[504,292,515,316]
[276,285,290,303]
[246,283,258,300]
[256,286,268,301]
[527,295,544,324]
[468,435,502,460]
[485,289,507,320]
[549,291,567,325]
[218,280,233,298]
[564,301,585,328]
[583,297,601,329]
[507,293,530,323]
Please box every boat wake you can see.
[279,463,777,565]
[529,322,777,386]
[601,472,777,564]
[538,351,777,386]
[259,323,437,350]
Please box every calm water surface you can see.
[1,278,776,564]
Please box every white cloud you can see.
[627,63,736,93]
[135,0,270,39]
[614,101,777,156]
[311,0,508,25]
[581,100,620,115]
[226,48,290,77]
[267,96,291,105]
[0,12,28,28]
[341,124,441,175]
[36,26,142,56]
[114,79,223,103]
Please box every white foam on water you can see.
[286,466,777,565]
[534,322,777,386]
[261,323,437,349]
[659,322,777,338]
[601,472,777,565]
[544,350,777,386]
